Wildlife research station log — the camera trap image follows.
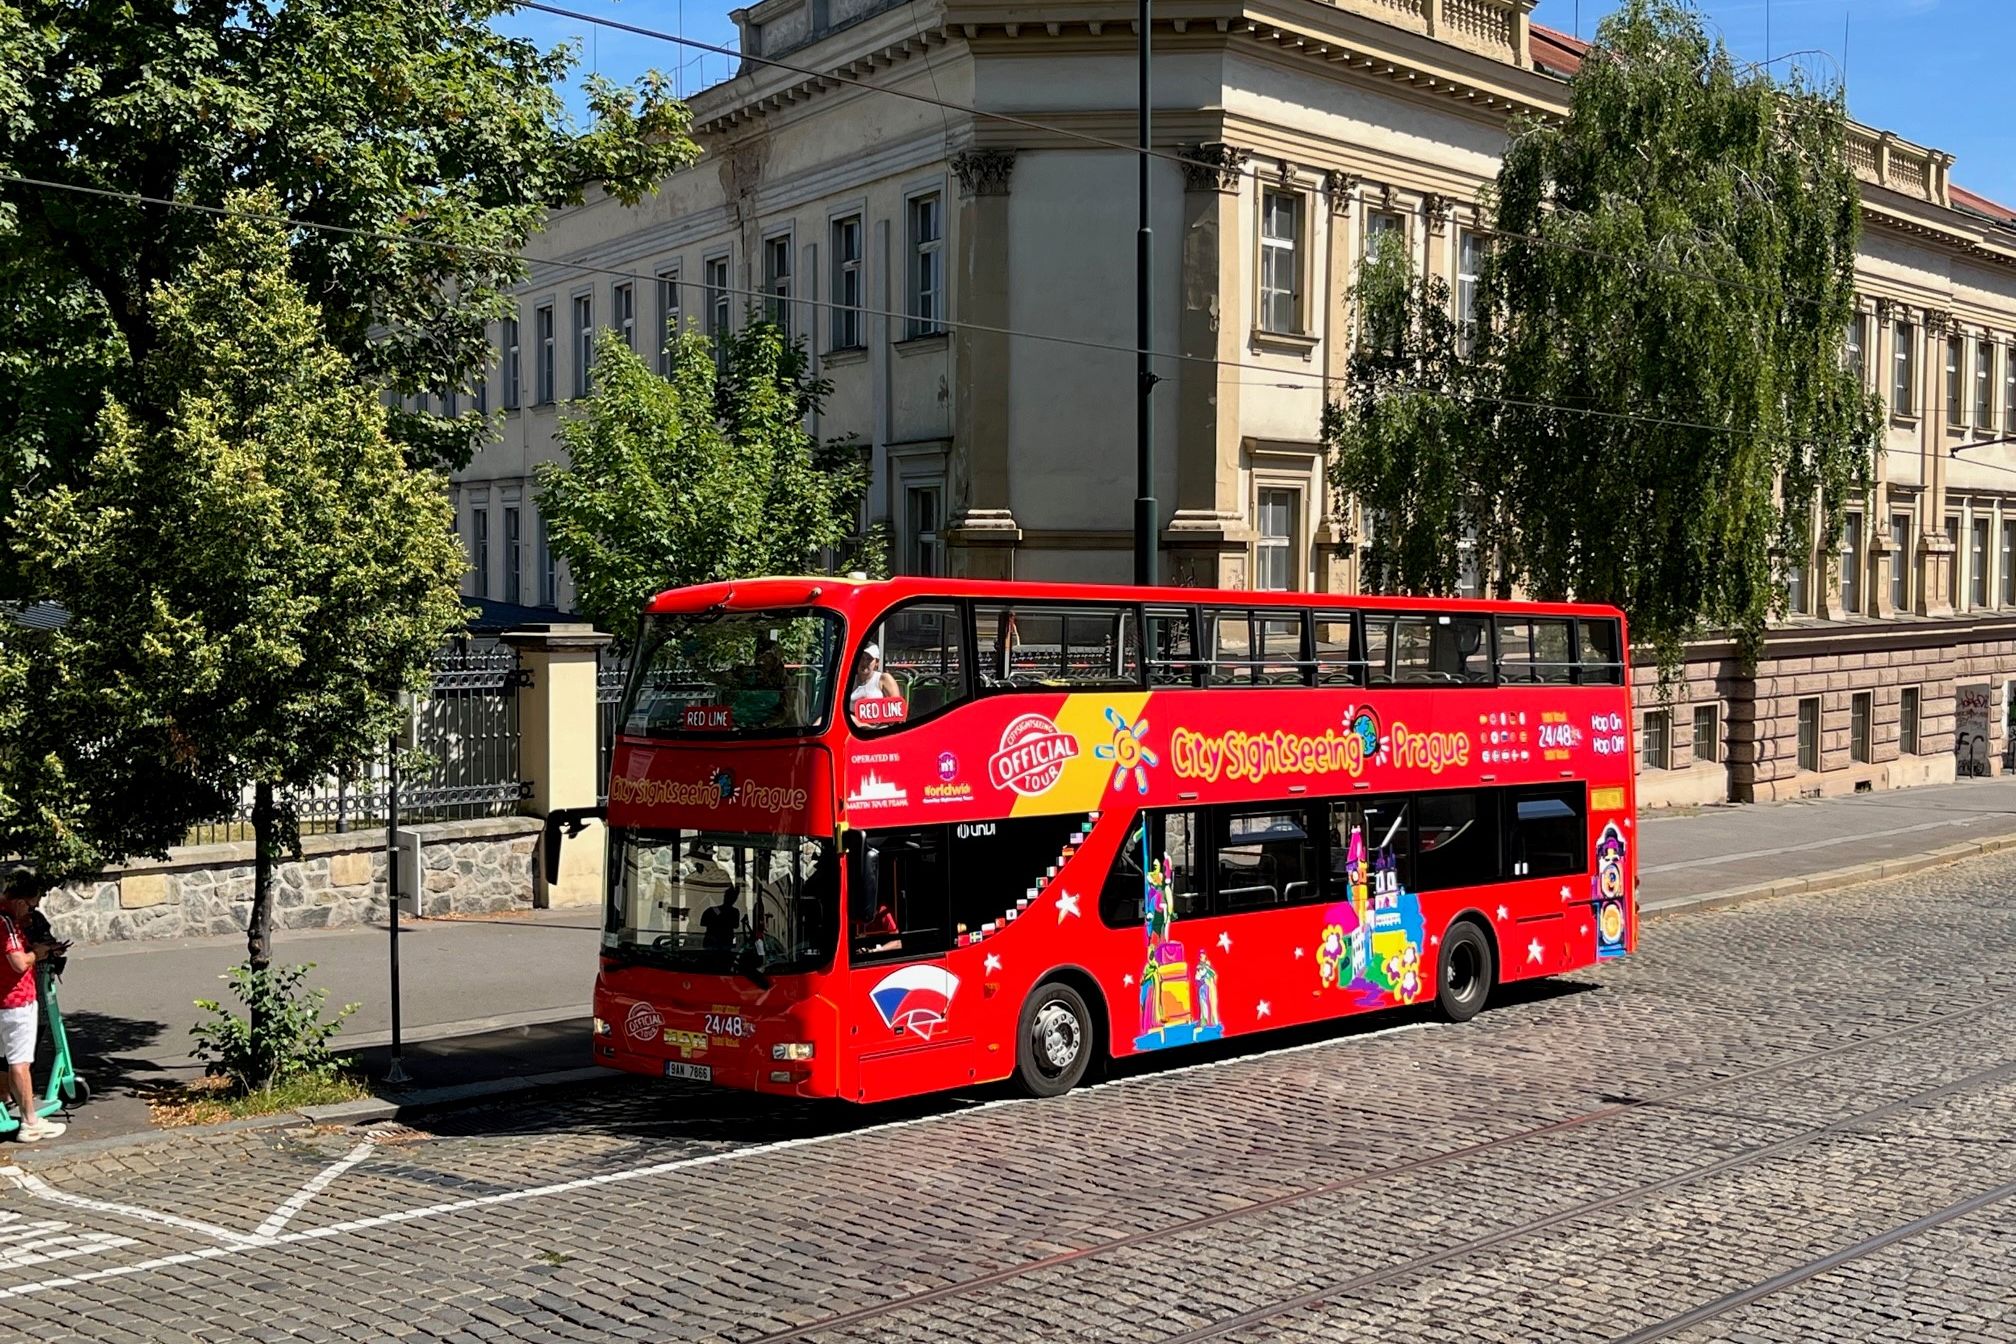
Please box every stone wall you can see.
[42,817,545,946]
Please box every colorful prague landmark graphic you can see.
[1133,838,1226,1051]
[1592,823,1628,959]
[1317,823,1426,1006]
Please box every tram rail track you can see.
[737,994,2015,1344]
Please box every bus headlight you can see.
[593,1017,613,1037]
[772,1042,815,1060]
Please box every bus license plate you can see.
[664,1061,712,1082]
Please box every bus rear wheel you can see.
[1015,982,1094,1097]
[1437,921,1495,1023]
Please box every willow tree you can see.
[1324,241,1497,597]
[1477,0,1880,668]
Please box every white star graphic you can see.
[1056,890,1081,922]
[983,952,1002,975]
[1293,947,1305,959]
[1559,885,1572,900]
[1429,934,1440,947]
[1255,1000,1272,1019]
[1217,931,1233,952]
[1122,973,1134,987]
[1579,924,1589,936]
[1527,938,1544,964]
[1496,904,1509,921]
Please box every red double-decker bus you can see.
[572,577,1636,1103]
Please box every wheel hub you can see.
[1032,1002,1081,1074]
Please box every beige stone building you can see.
[449,0,2016,807]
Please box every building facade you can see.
[450,0,2016,806]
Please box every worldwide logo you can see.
[988,713,1080,797]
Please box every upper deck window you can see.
[622,608,841,738]
[976,603,1139,691]
[850,602,968,731]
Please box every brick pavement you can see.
[1,850,2013,1343]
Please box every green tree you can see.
[11,202,466,978]
[1329,0,1880,670]
[0,0,697,495]
[538,323,873,642]
[1324,241,1495,597]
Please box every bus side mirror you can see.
[543,806,606,886]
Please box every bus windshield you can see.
[605,828,839,975]
[623,608,842,738]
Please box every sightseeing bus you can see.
[568,577,1637,1103]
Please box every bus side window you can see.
[853,602,968,729]
[1313,617,1361,686]
[1414,790,1503,891]
[1579,619,1624,685]
[1335,796,1414,893]
[1507,787,1586,878]
[849,827,950,962]
[1363,617,1394,685]
[1498,617,1574,685]
[1209,611,1253,685]
[1214,806,1319,910]
[1147,608,1198,687]
[1104,812,1204,925]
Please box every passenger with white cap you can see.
[848,642,904,722]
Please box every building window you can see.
[1840,511,1863,615]
[1846,313,1866,384]
[1890,510,1911,612]
[473,374,486,415]
[656,268,681,376]
[503,505,522,607]
[1641,709,1670,771]
[831,215,863,349]
[764,234,792,328]
[442,387,458,418]
[2007,346,2016,434]
[535,304,555,404]
[1947,335,1964,428]
[572,293,593,397]
[1784,545,1809,615]
[1365,210,1405,261]
[612,282,635,352]
[1977,338,1994,428]
[2004,520,2015,607]
[470,506,490,599]
[538,516,556,608]
[1893,321,1915,416]
[501,317,521,410]
[1797,698,1820,772]
[904,484,943,577]
[1973,514,1991,609]
[1850,691,1872,764]
[1259,189,1302,335]
[1947,515,1961,608]
[1457,231,1485,352]
[704,256,731,361]
[907,194,943,338]
[1692,704,1719,763]
[1255,487,1300,592]
[1900,686,1920,756]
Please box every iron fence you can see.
[597,649,630,806]
[185,643,532,845]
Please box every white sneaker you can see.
[15,1117,64,1142]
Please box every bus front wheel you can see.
[1437,920,1495,1023]
[1015,982,1093,1097]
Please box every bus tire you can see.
[1015,981,1094,1097]
[1437,919,1494,1024]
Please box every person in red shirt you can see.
[3,872,66,1142]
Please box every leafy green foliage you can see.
[538,322,874,641]
[191,962,359,1094]
[1325,242,1493,597]
[8,198,467,915]
[1327,0,1880,671]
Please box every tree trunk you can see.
[248,780,275,972]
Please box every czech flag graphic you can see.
[869,965,960,1040]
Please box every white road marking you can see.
[0,1212,137,1271]
[0,1018,1430,1301]
[253,1140,376,1240]
[0,1166,262,1247]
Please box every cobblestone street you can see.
[4,854,2012,1344]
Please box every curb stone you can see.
[1640,831,2016,917]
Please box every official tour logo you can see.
[625,1000,665,1042]
[989,713,1079,797]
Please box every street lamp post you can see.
[1134,0,1158,587]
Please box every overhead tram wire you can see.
[520,1,1879,320]
[0,170,1767,441]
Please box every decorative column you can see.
[1320,168,1360,593]
[946,147,1021,577]
[1165,141,1252,589]
[504,624,612,908]
[1922,306,1955,616]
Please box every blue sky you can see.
[497,1,2016,205]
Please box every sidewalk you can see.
[1638,774,2016,909]
[43,905,602,1143]
[22,775,2016,1147]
